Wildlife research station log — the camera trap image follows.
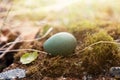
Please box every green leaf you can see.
[20,52,38,64]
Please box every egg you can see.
[43,32,77,56]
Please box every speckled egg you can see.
[43,32,77,56]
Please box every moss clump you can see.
[81,31,120,75]
[95,21,120,39]
[68,20,99,42]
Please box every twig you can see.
[1,40,119,57]
[0,49,48,54]
[0,35,21,59]
[0,27,53,49]
[0,27,53,58]
[76,40,119,54]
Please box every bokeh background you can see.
[0,0,120,35]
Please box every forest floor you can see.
[1,0,120,80]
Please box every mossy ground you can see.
[7,23,119,80]
[1,0,120,79]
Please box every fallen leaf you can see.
[20,52,38,64]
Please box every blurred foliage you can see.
[13,0,57,8]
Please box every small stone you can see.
[110,67,120,78]
[0,68,26,79]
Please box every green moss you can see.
[68,20,99,42]
[84,31,113,45]
[81,31,120,74]
[69,20,97,31]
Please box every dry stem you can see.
[0,27,53,49]
[76,40,119,54]
[0,48,48,54]
[0,40,119,57]
[0,27,53,59]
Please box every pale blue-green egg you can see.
[43,32,77,56]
